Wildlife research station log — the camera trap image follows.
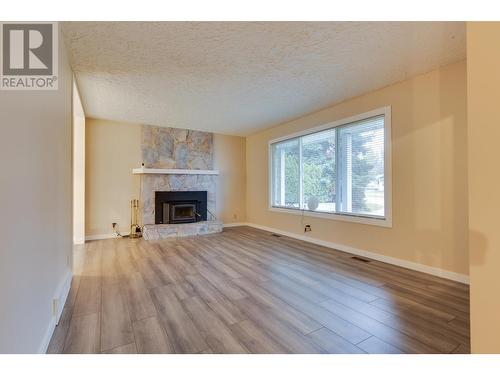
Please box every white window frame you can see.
[268,106,392,228]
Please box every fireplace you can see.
[155,191,207,224]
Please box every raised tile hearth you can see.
[142,220,223,240]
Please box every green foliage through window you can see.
[271,114,385,218]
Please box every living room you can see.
[1,1,500,373]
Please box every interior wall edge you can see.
[38,270,73,354]
[85,232,131,241]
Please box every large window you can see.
[269,107,391,227]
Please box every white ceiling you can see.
[62,22,465,136]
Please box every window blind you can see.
[271,114,385,219]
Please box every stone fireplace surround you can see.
[139,125,223,240]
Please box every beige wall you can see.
[73,80,85,244]
[0,32,73,353]
[85,119,142,237]
[467,22,500,353]
[246,60,469,276]
[214,134,247,223]
[85,119,246,236]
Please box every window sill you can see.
[268,206,392,228]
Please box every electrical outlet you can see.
[233,213,238,220]
[112,222,117,229]
[304,224,311,232]
[52,298,59,317]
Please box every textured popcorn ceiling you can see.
[62,22,465,136]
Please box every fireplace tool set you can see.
[130,199,142,238]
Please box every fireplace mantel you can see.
[132,167,219,175]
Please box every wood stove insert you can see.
[155,191,207,224]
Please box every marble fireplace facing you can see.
[139,125,222,239]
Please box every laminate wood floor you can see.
[47,226,470,354]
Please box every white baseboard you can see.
[243,222,469,285]
[38,269,73,354]
[73,236,85,245]
[85,232,130,241]
[88,224,248,239]
[87,225,248,240]
[84,222,469,284]
[223,222,248,228]
[85,225,245,241]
